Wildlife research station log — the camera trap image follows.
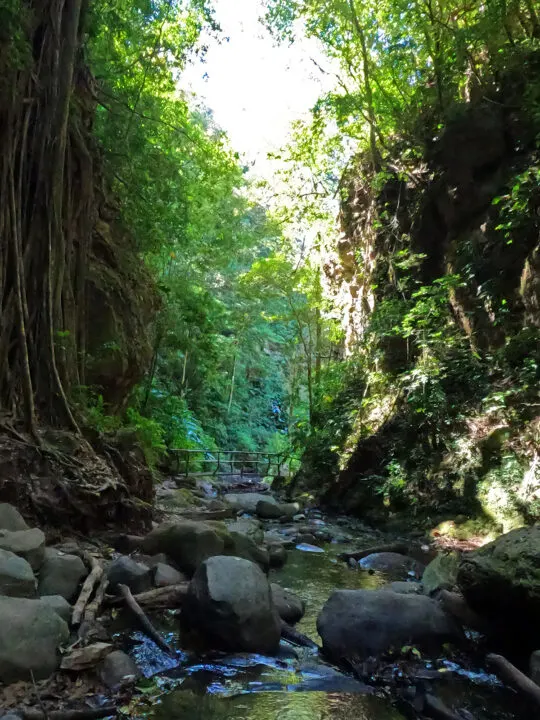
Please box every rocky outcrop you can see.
[317,589,461,662]
[457,525,540,646]
[183,556,281,653]
[0,596,69,681]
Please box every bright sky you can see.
[180,0,333,176]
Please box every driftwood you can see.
[487,653,540,707]
[83,575,109,624]
[20,708,116,720]
[280,620,320,650]
[72,554,103,626]
[118,583,175,655]
[106,583,189,609]
[338,542,409,562]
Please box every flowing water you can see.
[116,516,535,720]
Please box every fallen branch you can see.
[20,707,116,720]
[106,583,188,609]
[72,554,103,626]
[83,575,109,624]
[118,583,175,655]
[338,542,409,562]
[280,620,320,650]
[487,653,540,707]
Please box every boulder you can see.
[359,552,425,579]
[100,650,141,689]
[457,526,540,644]
[267,543,288,568]
[153,562,186,588]
[317,589,461,662]
[107,556,153,595]
[38,548,87,601]
[0,504,28,531]
[227,518,264,545]
[0,528,45,570]
[184,556,281,653]
[142,521,225,576]
[0,548,36,597]
[270,583,305,624]
[530,650,540,686]
[40,595,71,623]
[0,595,69,681]
[256,500,299,520]
[223,493,277,514]
[422,552,460,596]
[228,531,270,572]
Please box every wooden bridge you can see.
[169,449,300,479]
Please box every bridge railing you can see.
[169,449,300,478]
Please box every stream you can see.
[114,508,533,720]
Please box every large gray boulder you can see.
[40,595,72,624]
[0,595,69,681]
[142,520,226,576]
[107,556,153,595]
[256,500,299,520]
[0,548,36,597]
[422,551,460,596]
[0,528,45,570]
[359,552,425,580]
[153,562,186,587]
[38,548,87,601]
[457,525,540,643]
[223,493,277,514]
[184,556,281,653]
[270,583,305,624]
[227,531,270,572]
[0,504,28,531]
[317,589,461,662]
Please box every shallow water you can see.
[118,520,534,720]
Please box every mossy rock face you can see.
[457,525,540,648]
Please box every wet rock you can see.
[0,528,45,571]
[227,517,264,545]
[271,583,305,624]
[40,595,72,623]
[297,532,319,545]
[359,552,425,579]
[184,555,281,653]
[457,525,540,644]
[293,513,306,522]
[256,501,299,520]
[529,650,540,686]
[384,581,423,595]
[0,595,69,681]
[100,649,141,689]
[153,562,186,587]
[38,548,87,601]
[228,531,270,572]
[0,504,28,531]
[267,543,288,568]
[142,520,226,576]
[61,642,113,671]
[223,493,277,514]
[0,548,36,597]
[422,551,460,596]
[296,542,324,553]
[107,556,153,594]
[317,589,461,662]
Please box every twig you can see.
[487,653,540,707]
[118,583,174,655]
[72,554,103,626]
[20,707,116,720]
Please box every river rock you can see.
[0,528,45,570]
[256,500,299,520]
[228,531,270,572]
[223,493,277,514]
[38,548,87,601]
[0,548,36,597]
[0,595,69,681]
[227,517,264,545]
[100,650,141,689]
[153,562,186,587]
[317,589,461,662]
[457,525,540,643]
[0,504,28,531]
[267,542,288,568]
[107,556,153,594]
[142,520,226,576]
[384,581,423,595]
[40,595,72,623]
[422,551,460,596]
[359,552,425,579]
[184,555,281,653]
[270,583,305,624]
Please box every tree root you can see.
[487,653,540,707]
[72,554,103,626]
[106,583,188,609]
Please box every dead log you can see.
[118,583,175,655]
[106,583,188,609]
[487,653,540,707]
[280,620,320,650]
[83,575,109,624]
[20,707,116,720]
[72,554,103,626]
[338,542,409,562]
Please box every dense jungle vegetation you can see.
[1,0,539,531]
